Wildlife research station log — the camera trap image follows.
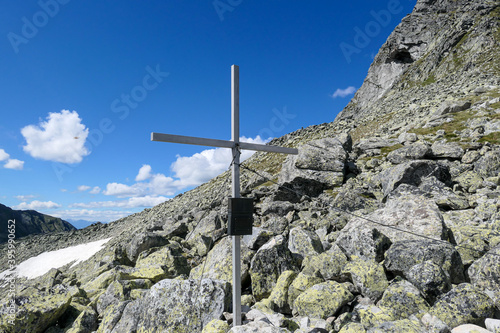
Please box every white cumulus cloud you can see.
[332,86,357,98]
[89,186,101,194]
[171,136,268,189]
[136,164,152,181]
[71,195,168,209]
[0,148,25,170]
[21,110,90,164]
[0,149,9,161]
[4,159,24,170]
[14,200,61,210]
[77,185,91,192]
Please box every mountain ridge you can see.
[0,203,76,244]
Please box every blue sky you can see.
[0,0,417,225]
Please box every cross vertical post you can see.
[151,65,298,329]
[231,65,242,326]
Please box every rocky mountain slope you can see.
[0,203,76,244]
[1,0,500,332]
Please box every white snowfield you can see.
[0,237,112,282]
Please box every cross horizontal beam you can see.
[151,132,298,155]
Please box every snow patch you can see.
[0,238,112,280]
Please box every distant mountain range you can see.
[66,219,98,229]
[0,203,76,243]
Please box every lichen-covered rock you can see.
[267,270,297,314]
[377,279,430,320]
[384,240,465,284]
[474,149,500,178]
[190,236,254,285]
[96,301,130,333]
[250,235,298,300]
[429,283,496,329]
[65,306,98,333]
[242,227,273,250]
[366,318,427,333]
[406,261,451,303]
[338,322,367,333]
[125,232,169,263]
[111,279,231,333]
[128,242,189,282]
[377,160,451,197]
[292,281,353,319]
[228,320,290,332]
[287,272,324,310]
[301,244,348,281]
[288,227,323,263]
[336,190,449,248]
[356,305,397,328]
[335,227,392,263]
[187,210,227,256]
[279,138,348,189]
[0,285,73,333]
[448,225,500,265]
[387,142,431,164]
[468,244,500,306]
[454,171,484,193]
[342,258,389,301]
[202,319,230,333]
[431,141,464,160]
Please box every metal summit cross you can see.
[151,65,298,327]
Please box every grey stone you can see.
[384,240,465,284]
[475,150,500,177]
[377,279,430,319]
[387,142,431,164]
[378,160,451,197]
[407,261,452,303]
[431,141,465,159]
[242,227,273,250]
[111,279,231,333]
[430,283,496,329]
[468,244,500,306]
[249,235,298,300]
[288,227,324,263]
[485,318,500,333]
[125,232,169,263]
[301,244,348,281]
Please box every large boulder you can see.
[0,285,74,333]
[249,235,298,300]
[288,227,323,263]
[474,149,500,177]
[336,190,449,260]
[386,141,431,164]
[384,240,465,284]
[125,232,169,263]
[111,279,231,333]
[190,236,254,285]
[287,272,324,311]
[292,281,354,319]
[377,279,429,320]
[301,244,348,281]
[406,261,452,303]
[279,138,349,190]
[128,242,190,282]
[429,283,496,329]
[342,258,389,301]
[468,244,500,305]
[431,141,464,160]
[267,270,298,314]
[377,160,451,197]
